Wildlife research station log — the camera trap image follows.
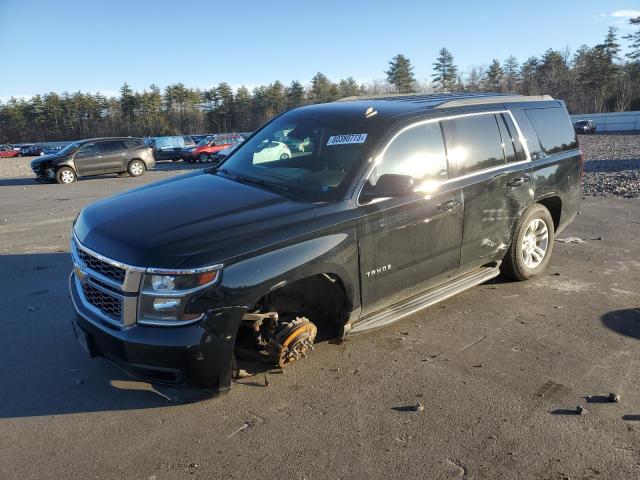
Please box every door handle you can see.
[436,199,461,212]
[506,177,527,188]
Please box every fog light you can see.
[153,298,179,312]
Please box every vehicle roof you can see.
[294,93,561,124]
[77,137,144,143]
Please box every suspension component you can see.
[266,317,317,368]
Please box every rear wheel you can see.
[502,204,555,281]
[199,153,209,163]
[280,153,290,160]
[127,159,145,177]
[56,166,76,184]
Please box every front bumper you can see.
[69,272,247,391]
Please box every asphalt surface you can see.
[1,171,639,480]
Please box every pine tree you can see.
[520,57,539,95]
[624,16,640,64]
[432,48,458,92]
[285,81,305,108]
[308,73,338,103]
[602,26,621,62]
[385,54,416,93]
[338,77,360,97]
[502,56,520,93]
[483,59,504,92]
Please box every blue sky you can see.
[0,0,638,99]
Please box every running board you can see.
[348,263,501,335]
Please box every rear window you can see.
[524,108,578,155]
[442,114,505,176]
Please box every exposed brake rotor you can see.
[267,317,317,368]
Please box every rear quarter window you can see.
[524,108,578,155]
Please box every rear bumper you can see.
[69,272,247,391]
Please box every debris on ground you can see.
[609,392,621,403]
[556,237,585,244]
[25,306,37,311]
[227,422,252,438]
[576,405,588,415]
[412,401,425,412]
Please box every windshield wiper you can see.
[217,168,304,201]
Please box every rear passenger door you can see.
[97,140,127,173]
[357,120,464,316]
[442,112,531,270]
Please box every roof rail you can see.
[435,94,554,108]
[336,92,554,107]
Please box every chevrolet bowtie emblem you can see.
[74,264,87,282]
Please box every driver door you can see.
[356,120,464,317]
[73,142,103,175]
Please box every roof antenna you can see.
[365,106,378,119]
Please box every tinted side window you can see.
[370,121,448,186]
[100,141,125,153]
[510,110,543,160]
[442,114,505,176]
[124,139,143,148]
[77,143,99,156]
[501,113,527,161]
[524,108,578,155]
[497,115,517,163]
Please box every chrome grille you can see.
[77,248,126,283]
[81,282,122,322]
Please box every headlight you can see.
[137,266,221,326]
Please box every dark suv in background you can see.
[573,120,596,134]
[31,137,155,184]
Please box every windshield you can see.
[218,110,380,202]
[197,137,214,147]
[58,141,82,155]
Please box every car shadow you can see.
[0,252,210,419]
[0,177,41,187]
[601,309,640,340]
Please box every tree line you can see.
[1,18,639,144]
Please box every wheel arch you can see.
[536,195,562,232]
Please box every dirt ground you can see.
[0,171,639,480]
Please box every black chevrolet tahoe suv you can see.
[31,137,155,184]
[69,93,582,394]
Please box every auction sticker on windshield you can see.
[327,133,368,146]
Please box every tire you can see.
[280,153,290,160]
[199,153,209,163]
[501,203,555,281]
[56,166,77,184]
[127,159,145,177]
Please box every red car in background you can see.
[186,134,244,163]
[0,144,19,158]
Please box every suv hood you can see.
[73,172,318,268]
[31,153,68,165]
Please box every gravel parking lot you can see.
[0,137,639,479]
[579,134,640,199]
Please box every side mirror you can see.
[361,174,414,201]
